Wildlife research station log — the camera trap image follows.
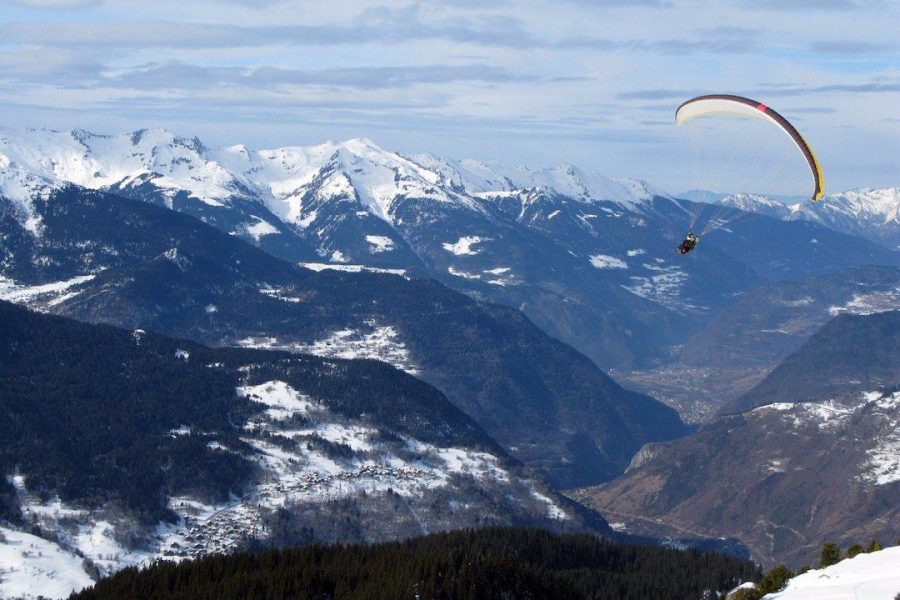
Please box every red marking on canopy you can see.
[756,103,768,112]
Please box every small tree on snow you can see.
[758,564,794,594]
[818,542,840,568]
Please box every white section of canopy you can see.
[675,97,770,126]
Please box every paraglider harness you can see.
[675,232,699,255]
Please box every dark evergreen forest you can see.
[70,527,760,600]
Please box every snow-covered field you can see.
[240,217,280,242]
[764,546,900,599]
[0,526,94,600]
[237,321,419,374]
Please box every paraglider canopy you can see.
[675,94,825,202]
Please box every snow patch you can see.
[259,286,303,303]
[237,322,418,374]
[442,236,488,256]
[589,254,628,269]
[827,289,900,316]
[765,546,900,600]
[859,391,900,485]
[622,264,688,309]
[297,209,317,229]
[528,486,568,520]
[365,234,395,253]
[242,218,279,242]
[0,526,95,600]
[0,274,95,307]
[448,266,481,281]
[299,262,406,277]
[237,380,317,421]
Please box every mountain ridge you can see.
[3,126,898,373]
[0,183,689,488]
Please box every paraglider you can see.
[675,232,699,255]
[673,94,825,254]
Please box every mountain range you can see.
[2,126,899,596]
[715,189,900,251]
[2,127,897,373]
[0,183,688,490]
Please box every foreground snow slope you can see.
[0,526,94,600]
[765,546,900,599]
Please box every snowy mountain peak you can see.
[615,177,670,202]
[822,187,900,222]
[0,152,59,235]
[412,154,653,205]
[720,193,792,218]
[0,125,677,236]
[703,185,900,250]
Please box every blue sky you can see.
[0,0,897,193]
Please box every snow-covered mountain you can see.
[4,127,897,372]
[0,182,689,490]
[0,300,597,599]
[719,193,792,219]
[787,188,900,251]
[709,187,900,251]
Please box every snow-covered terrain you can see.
[237,320,419,374]
[365,234,394,253]
[0,153,60,235]
[442,235,489,256]
[3,378,569,599]
[0,526,95,600]
[622,261,689,309]
[589,254,628,269]
[710,187,900,251]
[753,391,900,485]
[4,125,894,379]
[298,262,407,276]
[0,127,660,236]
[828,291,900,316]
[764,546,900,599]
[414,153,659,206]
[0,274,95,307]
[719,193,792,219]
[859,391,900,485]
